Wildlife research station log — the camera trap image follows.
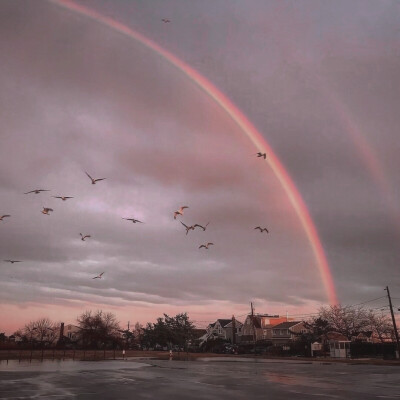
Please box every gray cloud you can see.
[1,0,400,332]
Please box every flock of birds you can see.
[1,150,269,280]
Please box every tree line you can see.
[2,304,397,350]
[7,310,198,350]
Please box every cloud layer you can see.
[1,0,399,332]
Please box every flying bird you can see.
[80,233,91,241]
[123,218,143,224]
[24,189,50,194]
[199,242,214,249]
[93,272,104,279]
[255,227,269,233]
[41,207,54,215]
[53,196,73,201]
[180,221,195,235]
[0,215,11,221]
[161,18,170,23]
[174,206,188,219]
[85,172,106,185]
[3,260,22,264]
[255,152,267,159]
[194,222,210,231]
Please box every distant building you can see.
[200,319,243,345]
[271,321,307,345]
[241,314,291,343]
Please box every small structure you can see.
[311,341,323,357]
[328,333,351,358]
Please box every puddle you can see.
[265,372,335,389]
[0,359,150,372]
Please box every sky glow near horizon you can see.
[1,0,399,333]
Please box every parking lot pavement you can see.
[0,358,399,399]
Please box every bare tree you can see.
[77,310,121,349]
[367,311,394,343]
[15,318,58,347]
[319,305,369,339]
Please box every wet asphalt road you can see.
[0,357,399,399]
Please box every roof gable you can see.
[272,321,302,329]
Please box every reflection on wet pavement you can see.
[0,358,399,399]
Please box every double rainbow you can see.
[48,0,338,305]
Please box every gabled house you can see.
[241,314,291,343]
[201,319,243,344]
[272,321,307,345]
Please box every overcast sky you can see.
[1,0,399,333]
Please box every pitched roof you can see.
[252,316,262,329]
[217,319,233,328]
[272,321,302,329]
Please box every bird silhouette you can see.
[174,206,188,219]
[3,260,22,264]
[194,222,210,231]
[93,272,104,279]
[80,233,91,241]
[0,215,11,221]
[41,207,54,215]
[162,18,170,23]
[255,152,267,159]
[85,172,106,185]
[53,196,73,201]
[24,189,50,194]
[199,242,214,249]
[255,227,269,233]
[123,218,143,224]
[180,221,195,235]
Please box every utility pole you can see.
[251,302,256,354]
[232,315,236,345]
[385,286,400,359]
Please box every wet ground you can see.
[0,357,399,399]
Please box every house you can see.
[201,319,243,344]
[241,314,291,343]
[61,324,81,342]
[272,321,307,345]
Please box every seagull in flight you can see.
[41,207,54,215]
[255,227,269,233]
[3,260,22,264]
[255,152,267,159]
[53,196,73,201]
[85,172,106,185]
[180,221,195,235]
[162,18,170,23]
[174,206,188,219]
[123,218,143,224]
[80,233,91,241]
[24,189,50,194]
[199,242,214,250]
[0,215,11,222]
[93,272,104,279]
[194,222,210,232]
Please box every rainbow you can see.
[48,0,338,305]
